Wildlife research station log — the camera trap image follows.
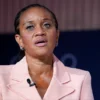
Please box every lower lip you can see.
[35,42,47,47]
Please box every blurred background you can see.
[0,0,100,99]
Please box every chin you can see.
[35,49,53,57]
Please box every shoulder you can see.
[65,66,91,81]
[0,65,14,84]
[66,66,90,75]
[0,65,13,74]
[54,55,91,77]
[54,55,91,81]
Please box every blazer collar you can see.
[43,55,75,99]
[7,56,42,100]
[9,55,71,83]
[7,55,75,100]
[9,56,29,82]
[53,55,71,83]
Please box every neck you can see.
[26,54,53,75]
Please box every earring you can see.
[56,42,58,47]
[20,46,24,50]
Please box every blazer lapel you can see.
[7,55,75,100]
[7,76,41,100]
[7,57,42,100]
[44,56,75,100]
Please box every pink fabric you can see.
[0,56,94,100]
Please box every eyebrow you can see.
[42,18,53,21]
[23,21,33,26]
[23,18,54,26]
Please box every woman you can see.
[0,4,94,100]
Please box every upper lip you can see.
[34,38,47,44]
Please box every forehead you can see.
[19,7,53,22]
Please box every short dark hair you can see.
[14,4,58,34]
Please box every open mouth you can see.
[35,39,47,47]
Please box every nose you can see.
[34,25,45,37]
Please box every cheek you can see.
[50,30,58,40]
[21,34,32,45]
[48,30,58,44]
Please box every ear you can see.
[15,34,24,48]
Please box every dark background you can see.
[0,30,100,99]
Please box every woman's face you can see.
[15,7,59,58]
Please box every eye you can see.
[26,25,34,31]
[44,23,51,28]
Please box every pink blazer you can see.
[0,56,94,100]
